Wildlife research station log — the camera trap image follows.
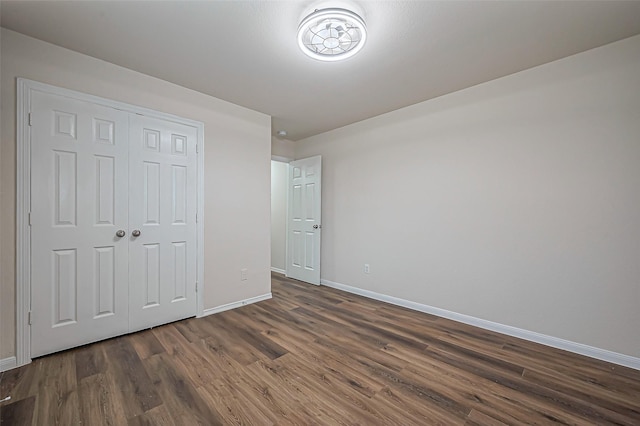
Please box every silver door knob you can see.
[313,224,319,229]
[132,229,141,237]
[115,230,126,238]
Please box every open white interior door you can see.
[286,156,322,285]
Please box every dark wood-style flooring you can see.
[1,272,640,425]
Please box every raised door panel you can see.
[143,243,161,307]
[94,246,115,317]
[95,156,115,225]
[172,166,187,224]
[52,150,77,227]
[143,162,161,225]
[52,249,77,326]
[171,242,187,301]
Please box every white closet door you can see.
[128,115,198,331]
[30,91,130,357]
[286,156,322,285]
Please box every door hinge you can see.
[195,282,198,293]
[196,213,198,223]
[28,212,32,226]
[28,113,33,126]
[28,311,32,325]
[196,144,199,154]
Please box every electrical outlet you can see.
[364,264,370,274]
[241,268,248,281]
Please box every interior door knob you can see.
[115,230,126,237]
[313,224,319,229]
[132,229,141,237]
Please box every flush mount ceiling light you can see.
[297,8,367,62]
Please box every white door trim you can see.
[16,78,206,367]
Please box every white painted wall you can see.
[271,161,288,272]
[296,35,640,358]
[0,29,272,360]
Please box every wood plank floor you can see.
[2,272,640,425]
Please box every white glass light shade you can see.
[297,8,367,62]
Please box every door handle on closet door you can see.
[132,230,141,237]
[116,230,126,238]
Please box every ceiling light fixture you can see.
[297,8,367,62]
[277,130,288,137]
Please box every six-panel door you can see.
[128,115,197,331]
[30,92,131,357]
[286,156,322,285]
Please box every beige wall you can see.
[0,29,272,360]
[271,136,295,159]
[270,161,288,272]
[270,137,294,274]
[296,35,640,358]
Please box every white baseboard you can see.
[199,293,272,317]
[0,356,17,372]
[270,267,286,275]
[320,279,640,371]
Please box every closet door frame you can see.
[15,78,206,368]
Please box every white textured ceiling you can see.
[2,1,640,141]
